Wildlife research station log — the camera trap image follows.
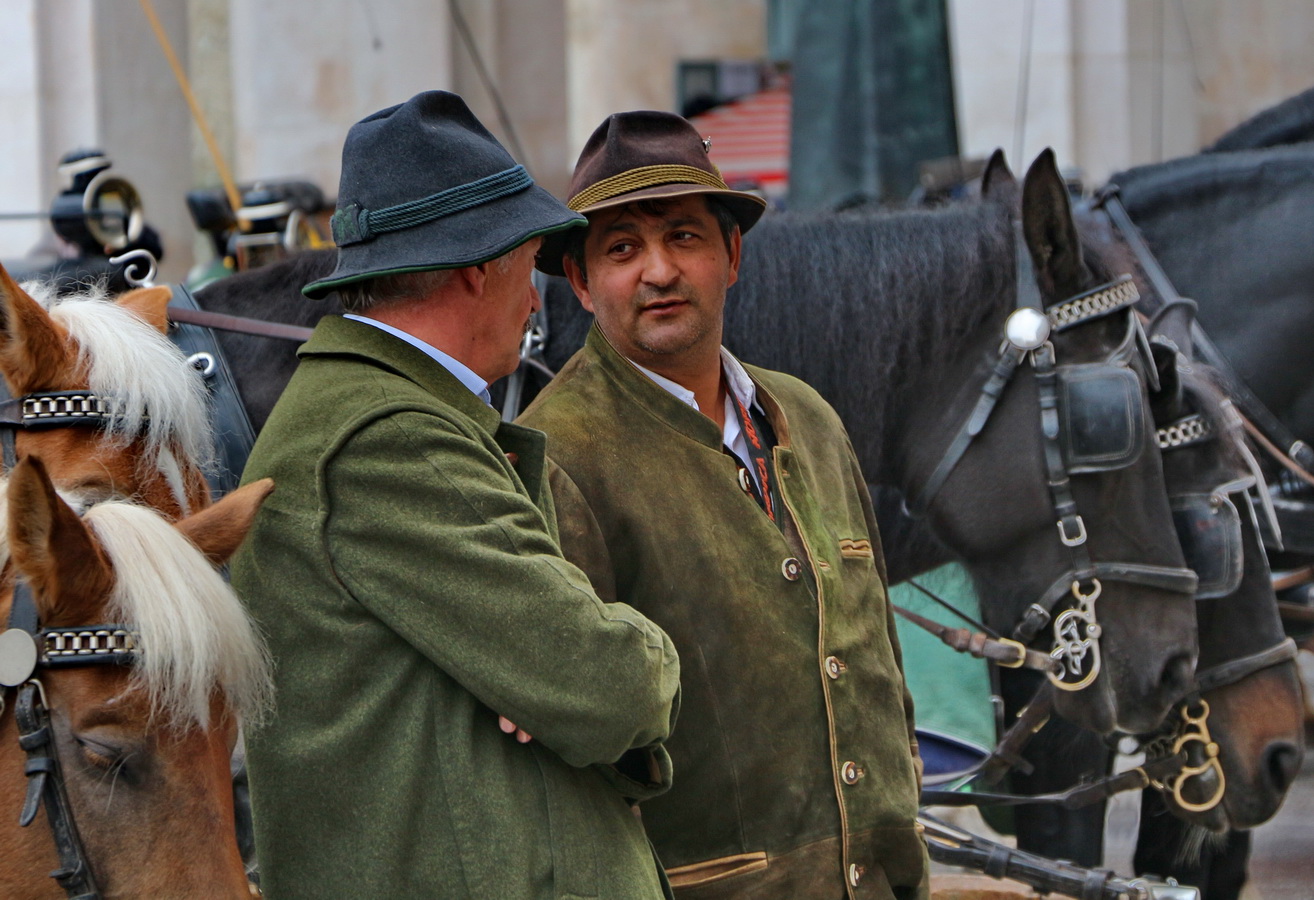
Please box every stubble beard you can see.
[631,285,720,358]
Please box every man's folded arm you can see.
[323,410,680,770]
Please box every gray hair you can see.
[337,240,536,312]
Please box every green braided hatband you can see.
[332,165,533,246]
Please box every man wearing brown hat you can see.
[520,111,928,899]
[231,92,681,899]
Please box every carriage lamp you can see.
[1005,306,1051,351]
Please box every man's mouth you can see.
[640,298,688,314]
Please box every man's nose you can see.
[527,280,542,313]
[640,245,679,287]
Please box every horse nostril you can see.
[1159,651,1195,698]
[1265,742,1303,794]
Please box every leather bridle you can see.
[906,230,1199,692]
[0,372,147,899]
[0,579,137,900]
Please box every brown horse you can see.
[0,264,214,520]
[0,456,272,899]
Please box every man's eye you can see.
[608,242,634,255]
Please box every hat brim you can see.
[535,183,767,277]
[303,183,586,299]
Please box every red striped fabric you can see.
[689,82,790,203]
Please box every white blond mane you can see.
[21,281,215,476]
[0,474,269,727]
[77,499,272,729]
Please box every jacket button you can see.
[825,656,845,679]
[848,863,863,886]
[841,760,864,785]
[781,558,802,581]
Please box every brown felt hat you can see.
[536,110,768,276]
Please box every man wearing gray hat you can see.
[231,92,680,899]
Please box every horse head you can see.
[0,264,214,520]
[904,149,1198,735]
[1143,306,1306,833]
[0,455,272,898]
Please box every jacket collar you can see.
[583,323,793,450]
[299,315,503,434]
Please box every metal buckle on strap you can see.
[1057,515,1087,547]
[996,637,1029,669]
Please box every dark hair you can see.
[564,195,739,282]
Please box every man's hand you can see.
[499,715,533,743]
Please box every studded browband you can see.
[0,392,132,430]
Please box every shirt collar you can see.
[630,347,757,413]
[344,314,492,406]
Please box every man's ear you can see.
[563,256,595,313]
[454,263,488,297]
[725,226,742,290]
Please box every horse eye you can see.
[75,735,131,776]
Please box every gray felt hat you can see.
[304,91,585,299]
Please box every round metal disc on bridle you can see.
[1005,307,1052,350]
[0,629,39,687]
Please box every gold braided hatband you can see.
[568,164,729,211]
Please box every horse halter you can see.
[1141,407,1301,814]
[907,231,1198,692]
[0,578,136,900]
[0,377,140,900]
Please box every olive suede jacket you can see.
[519,325,928,900]
[231,316,681,900]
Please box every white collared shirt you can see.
[631,347,765,489]
[344,314,493,406]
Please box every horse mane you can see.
[1206,85,1314,152]
[1110,143,1314,214]
[82,499,272,728]
[727,201,1016,467]
[20,280,216,476]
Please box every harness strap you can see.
[14,683,102,899]
[1194,637,1298,694]
[922,751,1187,811]
[909,345,1023,514]
[1099,187,1314,473]
[165,304,313,343]
[892,605,1052,672]
[977,689,1053,785]
[1015,562,1199,644]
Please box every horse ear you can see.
[115,285,173,334]
[175,478,275,567]
[0,263,76,394]
[980,149,1018,205]
[7,456,113,625]
[1021,148,1085,299]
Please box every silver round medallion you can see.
[0,629,39,687]
[1005,307,1052,351]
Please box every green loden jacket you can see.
[231,316,681,900]
[519,324,929,900]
